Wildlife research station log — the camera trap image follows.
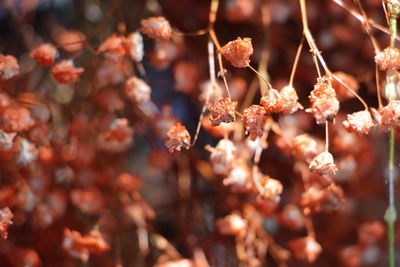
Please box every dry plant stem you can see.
[257,0,271,95]
[137,226,149,254]
[313,55,323,78]
[376,65,383,108]
[208,0,231,99]
[300,0,369,110]
[325,122,329,152]
[150,233,182,259]
[247,65,272,93]
[172,28,208,36]
[304,215,315,237]
[331,0,400,41]
[191,38,214,147]
[354,0,380,53]
[252,119,272,194]
[256,224,290,266]
[289,38,304,87]
[353,0,383,108]
[331,74,369,109]
[234,110,244,118]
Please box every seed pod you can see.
[220,37,253,68]
[30,43,58,67]
[165,122,191,153]
[208,97,238,126]
[309,151,338,176]
[343,110,374,135]
[306,78,339,125]
[243,105,267,141]
[140,17,172,42]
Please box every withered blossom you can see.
[309,151,338,176]
[260,90,282,114]
[220,37,253,68]
[63,229,110,262]
[301,183,344,214]
[51,60,84,85]
[243,104,267,141]
[343,110,375,135]
[306,78,340,124]
[140,17,172,42]
[0,54,19,80]
[124,76,152,104]
[165,122,191,153]
[207,139,237,176]
[208,97,238,126]
[0,207,13,239]
[375,46,400,70]
[30,43,58,67]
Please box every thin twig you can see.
[191,38,215,146]
[376,65,383,108]
[289,37,304,87]
[325,122,329,152]
[247,65,272,92]
[354,0,380,53]
[331,0,400,41]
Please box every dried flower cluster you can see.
[140,17,172,42]
[306,78,340,124]
[165,122,191,152]
[208,97,238,126]
[375,46,400,70]
[30,43,58,67]
[220,37,254,68]
[243,104,266,141]
[0,1,396,266]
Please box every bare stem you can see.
[354,0,380,54]
[331,0,400,42]
[325,122,329,152]
[247,65,272,93]
[207,0,231,99]
[376,65,383,108]
[289,38,304,87]
[192,38,215,146]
